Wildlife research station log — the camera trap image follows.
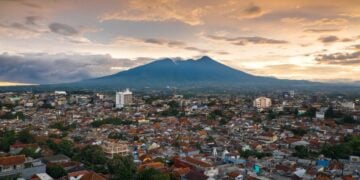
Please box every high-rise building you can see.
[115,88,132,108]
[253,97,272,109]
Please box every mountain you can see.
[70,56,312,89]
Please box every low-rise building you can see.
[102,140,129,158]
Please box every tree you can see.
[20,147,41,158]
[291,128,307,137]
[293,146,310,158]
[108,132,126,140]
[267,110,277,120]
[305,107,316,118]
[73,145,108,173]
[46,165,66,178]
[325,107,334,118]
[240,150,271,159]
[17,128,34,143]
[57,140,74,157]
[74,145,107,165]
[108,155,136,180]
[47,139,74,157]
[137,168,170,180]
[342,115,356,124]
[321,136,360,159]
[0,129,16,151]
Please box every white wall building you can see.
[341,101,355,110]
[253,97,272,109]
[115,88,133,108]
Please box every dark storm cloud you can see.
[315,51,360,65]
[0,53,153,84]
[206,35,288,45]
[49,23,79,36]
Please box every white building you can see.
[341,101,355,110]
[54,91,66,95]
[253,97,272,109]
[101,140,129,159]
[115,88,133,108]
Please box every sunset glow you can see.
[0,0,360,84]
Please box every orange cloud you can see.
[99,0,205,25]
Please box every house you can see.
[67,170,105,180]
[0,155,46,179]
[257,132,278,143]
[30,173,53,180]
[42,154,71,164]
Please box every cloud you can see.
[246,63,360,82]
[282,17,348,26]
[49,23,79,36]
[48,22,97,44]
[0,19,46,38]
[206,34,288,45]
[350,44,360,50]
[0,53,153,84]
[25,16,42,26]
[20,1,42,9]
[141,38,210,53]
[318,35,340,43]
[318,35,355,43]
[304,28,341,33]
[241,3,266,18]
[222,1,267,20]
[184,46,209,54]
[282,17,349,33]
[142,38,186,47]
[315,51,360,65]
[115,36,213,54]
[99,0,204,25]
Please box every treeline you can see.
[325,107,357,124]
[0,128,34,151]
[91,118,133,127]
[292,135,360,159]
[0,111,24,120]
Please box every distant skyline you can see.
[0,0,360,85]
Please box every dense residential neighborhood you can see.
[0,90,359,179]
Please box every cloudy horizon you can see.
[1,0,360,85]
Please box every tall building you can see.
[115,88,133,108]
[253,97,272,109]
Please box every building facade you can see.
[115,88,133,108]
[253,97,272,109]
[102,140,129,159]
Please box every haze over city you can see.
[1,0,360,85]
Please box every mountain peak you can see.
[78,56,303,89]
[197,56,214,62]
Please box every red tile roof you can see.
[0,155,26,166]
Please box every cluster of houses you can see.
[0,90,359,179]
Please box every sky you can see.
[0,0,360,85]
